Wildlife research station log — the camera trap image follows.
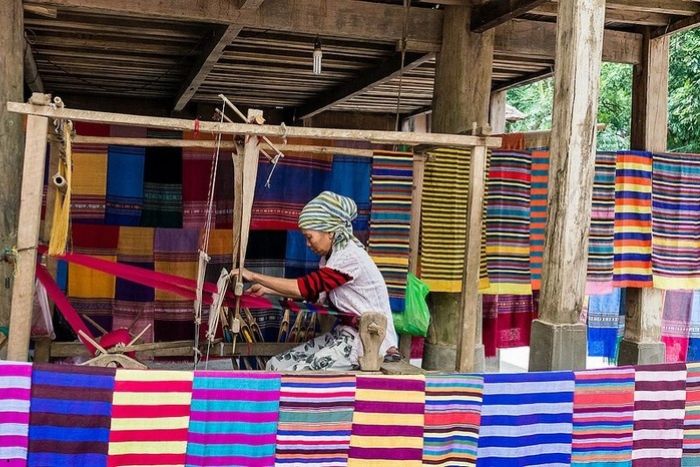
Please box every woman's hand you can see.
[248,283,274,296]
[230,267,255,282]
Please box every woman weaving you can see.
[234,191,399,371]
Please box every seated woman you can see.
[234,191,399,371]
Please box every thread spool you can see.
[52,173,67,193]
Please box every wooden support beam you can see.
[297,52,434,120]
[492,68,553,92]
[489,90,507,133]
[532,2,673,27]
[173,25,243,112]
[606,0,700,16]
[651,12,700,39]
[472,0,549,33]
[7,102,503,148]
[23,42,44,93]
[7,93,51,362]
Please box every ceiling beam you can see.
[492,68,553,92]
[297,52,434,120]
[472,0,550,33]
[23,42,44,93]
[173,25,243,111]
[605,0,700,16]
[651,12,700,38]
[531,3,672,27]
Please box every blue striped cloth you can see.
[106,145,145,226]
[476,371,575,466]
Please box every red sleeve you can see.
[296,267,353,301]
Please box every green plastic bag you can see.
[393,273,431,337]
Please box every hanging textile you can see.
[214,156,235,229]
[108,369,193,466]
[652,152,700,289]
[285,230,320,278]
[632,363,687,465]
[423,374,483,467]
[181,141,214,229]
[140,138,183,228]
[571,367,635,466]
[613,150,653,288]
[275,375,355,466]
[348,375,425,466]
[586,151,617,295]
[688,292,700,361]
[499,133,525,151]
[105,145,145,226]
[420,148,472,292]
[71,142,108,223]
[482,293,538,357]
[683,362,700,463]
[587,288,624,362]
[476,371,575,466]
[0,361,31,466]
[252,144,332,230]
[368,151,413,313]
[328,153,371,243]
[482,150,532,295]
[186,371,280,467]
[662,291,693,363]
[529,151,549,290]
[28,364,115,467]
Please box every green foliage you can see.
[505,28,700,153]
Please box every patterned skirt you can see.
[266,327,357,371]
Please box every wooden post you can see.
[490,91,507,134]
[424,4,494,371]
[529,0,605,372]
[0,0,24,343]
[619,28,669,366]
[7,93,51,362]
[359,312,387,372]
[455,144,488,372]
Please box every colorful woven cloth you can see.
[420,148,471,292]
[483,150,532,295]
[571,367,635,466]
[186,371,281,467]
[423,374,483,466]
[652,152,700,289]
[368,151,413,312]
[482,293,538,357]
[71,142,108,223]
[285,230,321,277]
[214,156,234,229]
[586,151,617,295]
[0,361,32,467]
[632,363,687,465]
[28,364,115,467]
[275,375,355,466]
[348,375,425,466]
[587,288,624,362]
[613,151,653,288]
[684,362,700,464]
[252,144,332,230]
[141,145,183,228]
[105,145,145,226]
[688,292,700,362]
[108,369,193,466]
[182,144,215,229]
[529,151,548,290]
[662,291,693,363]
[328,154,371,243]
[154,227,199,322]
[477,371,575,466]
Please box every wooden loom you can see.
[6,93,501,373]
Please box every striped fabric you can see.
[476,371,575,467]
[368,151,413,312]
[28,364,115,467]
[186,371,281,467]
[423,374,483,467]
[420,148,471,292]
[572,367,635,466]
[529,151,549,290]
[683,362,700,464]
[348,375,425,466]
[586,151,617,295]
[275,375,355,466]
[632,363,687,465]
[108,369,193,466]
[652,152,700,290]
[613,150,653,288]
[483,150,532,295]
[0,361,32,467]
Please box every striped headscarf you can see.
[298,191,363,250]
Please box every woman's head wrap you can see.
[298,191,363,250]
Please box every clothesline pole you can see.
[7,93,51,362]
[8,102,502,149]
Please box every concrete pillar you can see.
[528,0,605,372]
[621,29,670,365]
[424,4,493,371]
[0,0,24,350]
